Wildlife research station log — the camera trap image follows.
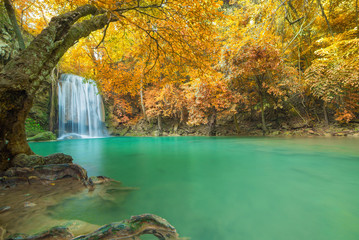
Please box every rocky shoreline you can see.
[107,119,359,138]
[0,154,178,240]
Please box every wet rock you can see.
[333,132,347,136]
[24,202,36,208]
[73,214,178,240]
[5,214,178,240]
[44,153,73,165]
[0,206,10,213]
[12,154,45,167]
[12,153,73,168]
[290,122,307,129]
[27,131,56,142]
[307,129,315,134]
[6,227,73,240]
[88,176,113,185]
[1,164,89,187]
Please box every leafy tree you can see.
[0,0,222,170]
[305,29,359,123]
[184,75,239,135]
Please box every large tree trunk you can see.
[0,4,112,170]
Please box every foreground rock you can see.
[27,131,57,142]
[0,163,89,187]
[12,153,73,168]
[6,227,73,240]
[5,214,178,240]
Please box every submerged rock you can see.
[27,131,56,142]
[0,206,10,213]
[88,176,113,185]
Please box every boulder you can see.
[12,153,72,167]
[5,214,178,240]
[88,176,113,185]
[44,153,73,165]
[12,154,45,167]
[6,227,73,240]
[27,131,56,142]
[1,164,89,187]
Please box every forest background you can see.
[1,0,359,138]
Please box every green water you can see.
[30,137,359,240]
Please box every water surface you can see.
[30,137,359,240]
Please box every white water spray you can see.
[58,74,107,139]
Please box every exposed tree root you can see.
[5,214,178,240]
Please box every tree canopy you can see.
[1,0,359,169]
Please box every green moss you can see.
[27,131,56,142]
[25,118,46,137]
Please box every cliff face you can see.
[0,6,57,136]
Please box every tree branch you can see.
[4,0,26,50]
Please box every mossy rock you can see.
[27,131,56,142]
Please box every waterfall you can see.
[58,74,108,139]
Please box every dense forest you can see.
[1,0,359,155]
[57,0,359,136]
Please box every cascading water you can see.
[58,74,108,139]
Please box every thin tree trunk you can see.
[208,108,217,136]
[260,94,268,134]
[233,114,240,134]
[317,0,334,36]
[140,80,147,121]
[4,0,25,50]
[356,0,358,29]
[323,102,329,126]
[157,113,163,136]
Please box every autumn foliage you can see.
[11,0,359,131]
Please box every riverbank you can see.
[108,119,359,138]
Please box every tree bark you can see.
[4,0,25,50]
[323,101,329,126]
[49,67,58,132]
[255,77,268,134]
[260,94,268,134]
[0,4,113,170]
[317,0,334,36]
[356,0,358,29]
[233,113,240,134]
[157,113,163,136]
[140,80,147,121]
[208,108,217,136]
